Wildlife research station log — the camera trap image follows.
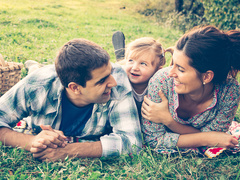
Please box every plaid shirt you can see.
[0,63,142,157]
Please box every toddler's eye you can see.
[141,62,147,66]
[128,59,133,63]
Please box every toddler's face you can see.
[124,53,160,86]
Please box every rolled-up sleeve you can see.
[142,67,180,150]
[100,92,142,157]
[142,120,180,150]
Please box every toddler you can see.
[121,37,166,118]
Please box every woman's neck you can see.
[181,83,214,104]
[177,83,215,119]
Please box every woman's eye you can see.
[178,67,184,72]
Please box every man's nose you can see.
[108,75,117,87]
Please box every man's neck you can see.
[64,88,91,107]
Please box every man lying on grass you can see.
[0,38,142,162]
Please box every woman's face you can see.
[169,49,203,95]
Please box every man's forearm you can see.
[0,127,34,151]
[66,141,102,158]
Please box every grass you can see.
[1,143,240,179]
[0,0,180,66]
[0,0,239,179]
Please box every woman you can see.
[141,25,240,154]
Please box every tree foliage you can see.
[203,0,240,30]
[137,0,240,32]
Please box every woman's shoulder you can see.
[221,78,240,92]
[217,78,240,100]
[150,66,172,84]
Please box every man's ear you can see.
[202,70,214,84]
[68,82,82,94]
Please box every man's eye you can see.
[98,79,105,84]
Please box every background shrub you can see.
[136,0,240,32]
[203,0,240,30]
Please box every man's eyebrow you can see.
[95,74,110,85]
[95,65,113,85]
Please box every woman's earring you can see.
[203,82,206,85]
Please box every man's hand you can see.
[32,141,102,162]
[141,90,172,125]
[32,147,68,162]
[30,125,67,154]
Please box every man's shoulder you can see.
[23,65,62,97]
[25,65,58,84]
[111,63,132,96]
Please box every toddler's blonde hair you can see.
[124,37,166,69]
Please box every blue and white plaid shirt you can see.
[0,63,142,157]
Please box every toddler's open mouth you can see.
[131,73,140,76]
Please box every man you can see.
[0,38,142,161]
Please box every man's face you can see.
[80,62,117,104]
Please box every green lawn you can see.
[0,0,239,179]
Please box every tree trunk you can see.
[175,0,183,12]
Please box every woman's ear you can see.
[68,82,82,94]
[203,70,214,84]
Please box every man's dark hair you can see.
[55,38,110,87]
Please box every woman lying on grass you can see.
[141,25,240,155]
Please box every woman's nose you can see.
[169,66,176,77]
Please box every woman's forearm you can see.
[164,113,200,134]
[176,132,207,148]
[176,131,238,148]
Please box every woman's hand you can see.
[205,131,239,148]
[141,90,172,125]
